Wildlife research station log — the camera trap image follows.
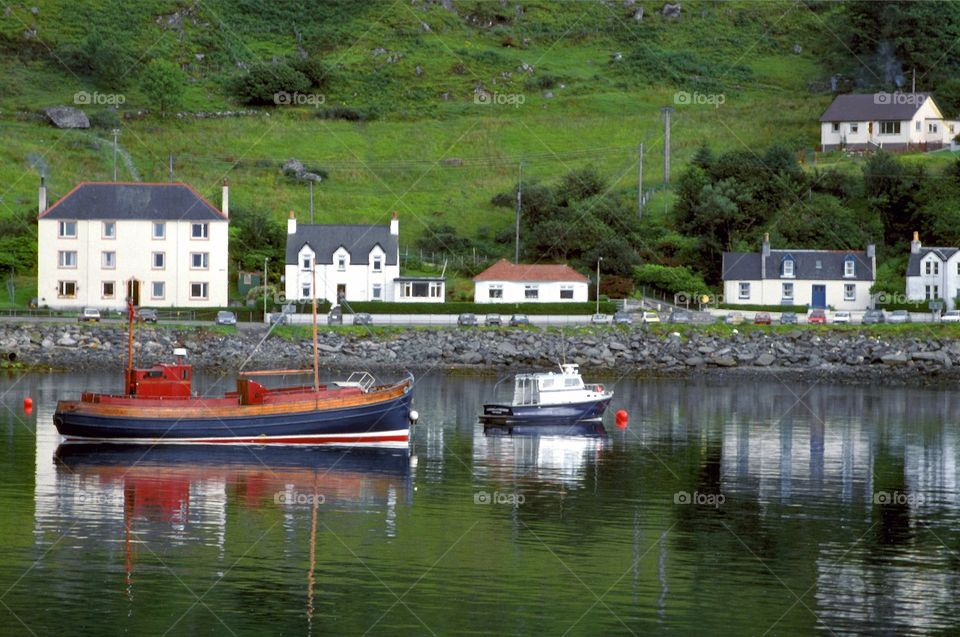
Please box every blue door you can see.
[812,285,826,308]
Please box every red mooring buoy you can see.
[23,397,33,413]
[615,409,629,429]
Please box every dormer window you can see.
[338,256,346,271]
[844,256,855,277]
[781,256,795,277]
[302,255,312,270]
[373,257,382,272]
[815,260,822,269]
[925,259,940,275]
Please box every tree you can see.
[229,61,311,106]
[141,59,186,116]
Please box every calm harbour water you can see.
[2,370,960,636]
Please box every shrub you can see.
[229,61,311,106]
[314,106,375,122]
[343,301,617,315]
[633,264,710,297]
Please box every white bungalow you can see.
[820,92,959,152]
[473,259,588,303]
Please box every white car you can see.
[590,313,611,325]
[942,310,960,323]
[641,311,661,324]
[832,311,852,324]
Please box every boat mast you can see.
[125,295,135,394]
[312,268,319,392]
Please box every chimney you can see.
[911,231,921,254]
[760,233,770,279]
[221,178,229,219]
[389,211,399,236]
[866,244,875,259]
[287,210,297,235]
[762,232,770,257]
[38,176,47,215]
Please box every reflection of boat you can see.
[480,364,613,427]
[53,299,414,445]
[483,422,608,437]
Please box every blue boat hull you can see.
[479,396,612,427]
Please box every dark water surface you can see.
[2,371,960,636]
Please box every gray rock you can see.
[713,356,737,367]
[43,106,90,129]
[41,338,54,349]
[755,353,775,367]
[57,335,78,347]
[662,2,681,18]
[881,353,910,365]
[684,356,705,366]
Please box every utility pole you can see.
[309,180,314,223]
[515,162,523,263]
[168,154,174,181]
[112,129,120,181]
[661,107,673,184]
[263,257,269,319]
[637,142,644,221]
[595,256,603,315]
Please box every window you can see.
[101,251,116,269]
[925,259,939,275]
[102,221,116,239]
[815,260,822,270]
[925,285,940,300]
[880,121,901,135]
[301,283,311,299]
[190,282,208,299]
[373,257,382,272]
[929,123,939,133]
[152,281,165,299]
[372,284,382,299]
[782,283,793,301]
[844,257,855,277]
[782,257,794,277]
[850,123,859,134]
[152,252,165,269]
[488,285,503,299]
[524,285,539,300]
[337,256,346,271]
[152,222,165,239]
[102,281,115,299]
[58,250,77,268]
[58,221,77,238]
[739,282,750,299]
[190,252,209,269]
[831,122,840,132]
[431,282,442,298]
[191,223,208,239]
[301,255,312,270]
[57,281,76,298]
[560,285,574,300]
[844,284,855,301]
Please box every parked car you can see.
[807,309,827,324]
[354,312,373,326]
[590,313,611,325]
[833,311,852,324]
[887,310,911,324]
[328,307,343,325]
[484,314,502,326]
[941,310,960,323]
[78,307,101,323]
[269,312,286,325]
[862,309,885,324]
[753,312,772,325]
[612,311,634,325]
[508,314,530,327]
[137,308,157,324]
[642,311,661,324]
[215,310,237,326]
[668,310,691,324]
[779,312,798,325]
[724,312,744,325]
[458,313,478,327]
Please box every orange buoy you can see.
[23,397,33,413]
[615,409,628,429]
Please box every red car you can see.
[753,312,772,325]
[808,309,827,324]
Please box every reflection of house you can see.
[722,234,875,310]
[283,212,444,304]
[473,259,588,304]
[37,179,230,310]
[820,92,959,151]
[905,232,959,308]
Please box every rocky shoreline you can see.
[2,323,960,386]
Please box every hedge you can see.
[717,303,809,312]
[875,300,935,312]
[341,301,618,315]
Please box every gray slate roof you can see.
[722,250,873,281]
[40,182,224,220]
[907,248,960,276]
[819,93,930,122]
[286,224,398,265]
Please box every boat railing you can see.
[346,371,376,392]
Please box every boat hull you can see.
[479,396,612,427]
[54,380,413,446]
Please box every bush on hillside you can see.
[229,61,311,106]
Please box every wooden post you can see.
[311,268,319,392]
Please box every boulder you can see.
[43,106,90,129]
[662,3,681,18]
[881,353,910,365]
[755,353,775,367]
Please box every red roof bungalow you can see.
[473,259,589,303]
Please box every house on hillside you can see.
[473,259,589,303]
[283,211,444,305]
[905,232,960,309]
[819,92,959,151]
[722,234,876,310]
[37,179,230,310]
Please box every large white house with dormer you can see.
[820,92,959,152]
[905,232,960,308]
[37,180,230,310]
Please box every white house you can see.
[37,180,229,310]
[284,211,445,304]
[473,259,589,303]
[722,235,876,310]
[905,232,960,309]
[820,92,959,151]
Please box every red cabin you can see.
[124,348,192,398]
